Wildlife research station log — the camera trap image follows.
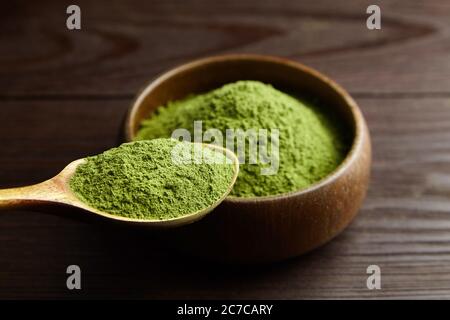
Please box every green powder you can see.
[135,81,348,197]
[69,139,235,220]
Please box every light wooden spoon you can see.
[0,144,239,228]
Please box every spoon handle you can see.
[0,180,62,210]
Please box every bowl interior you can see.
[126,55,357,148]
[125,55,361,203]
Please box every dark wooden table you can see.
[1,0,450,299]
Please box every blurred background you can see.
[1,0,450,299]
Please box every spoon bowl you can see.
[0,143,239,228]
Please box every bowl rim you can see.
[125,54,366,204]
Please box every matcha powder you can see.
[135,81,348,197]
[69,139,235,220]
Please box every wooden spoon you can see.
[0,144,239,228]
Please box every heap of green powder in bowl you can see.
[135,81,349,197]
[69,139,235,220]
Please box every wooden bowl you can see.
[125,54,371,264]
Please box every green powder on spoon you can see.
[135,81,349,197]
[69,139,235,220]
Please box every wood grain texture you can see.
[1,0,450,299]
[1,0,450,96]
[1,97,450,299]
